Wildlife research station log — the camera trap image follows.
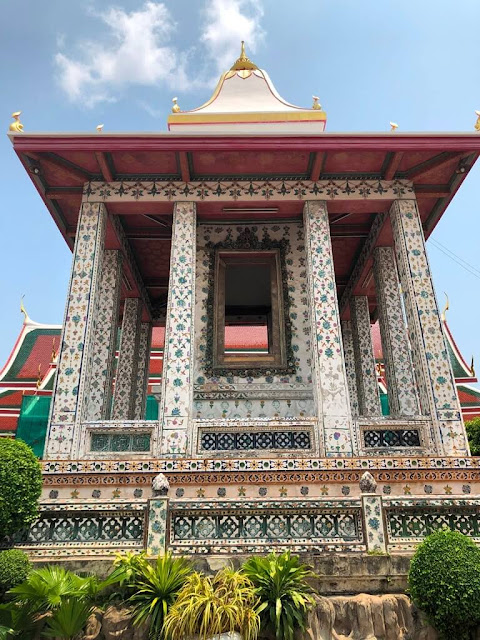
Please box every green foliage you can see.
[466,417,480,456]
[4,565,116,639]
[163,567,260,640]
[41,598,94,638]
[0,550,31,599]
[242,551,316,640]
[0,439,42,538]
[408,529,480,640]
[111,551,192,640]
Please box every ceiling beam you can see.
[144,278,169,289]
[405,151,463,180]
[414,185,451,198]
[383,152,404,180]
[45,187,83,199]
[310,151,326,182]
[25,152,91,182]
[94,151,114,182]
[126,227,171,239]
[330,225,370,238]
[178,151,191,182]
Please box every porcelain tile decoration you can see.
[390,199,468,455]
[111,298,142,420]
[83,250,123,422]
[45,202,107,459]
[134,323,153,420]
[341,321,359,416]
[158,202,197,455]
[303,201,354,456]
[373,247,420,417]
[350,296,381,416]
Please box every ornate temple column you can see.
[350,296,382,416]
[373,246,420,416]
[133,322,152,420]
[45,202,107,459]
[158,202,196,456]
[111,298,142,420]
[82,250,123,422]
[341,320,359,415]
[390,199,469,455]
[303,201,355,456]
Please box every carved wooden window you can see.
[213,250,287,371]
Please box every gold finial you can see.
[9,111,24,133]
[312,96,322,110]
[390,121,399,131]
[51,338,57,362]
[441,292,449,321]
[475,110,480,132]
[36,364,42,389]
[172,97,180,113]
[96,124,104,133]
[230,41,258,71]
[471,356,476,376]
[20,295,30,323]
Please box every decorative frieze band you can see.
[82,179,414,204]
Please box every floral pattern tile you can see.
[47,202,107,459]
[112,298,142,420]
[303,201,354,456]
[390,200,468,455]
[373,246,420,417]
[350,296,381,416]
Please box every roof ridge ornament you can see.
[230,41,258,71]
[9,111,23,133]
[441,292,449,322]
[20,296,30,324]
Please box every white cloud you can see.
[201,0,265,74]
[54,0,265,108]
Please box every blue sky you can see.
[1,0,480,370]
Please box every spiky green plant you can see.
[41,598,94,638]
[119,552,192,640]
[242,551,316,640]
[163,567,260,640]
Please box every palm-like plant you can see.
[41,598,94,638]
[119,552,192,640]
[163,567,261,640]
[242,552,316,640]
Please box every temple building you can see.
[3,44,480,559]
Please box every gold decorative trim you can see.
[168,111,327,125]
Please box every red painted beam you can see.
[178,151,191,182]
[310,151,326,181]
[25,151,90,182]
[45,188,83,199]
[414,185,451,198]
[383,152,403,180]
[406,151,463,180]
[13,133,480,154]
[95,151,114,182]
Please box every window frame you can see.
[213,249,287,371]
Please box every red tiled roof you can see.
[225,326,268,350]
[0,415,19,431]
[0,390,24,407]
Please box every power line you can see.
[429,239,480,282]
[430,237,480,277]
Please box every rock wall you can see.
[79,595,439,640]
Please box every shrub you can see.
[0,439,42,538]
[466,417,480,456]
[111,551,192,639]
[0,550,32,599]
[408,529,480,639]
[242,551,316,640]
[164,567,260,640]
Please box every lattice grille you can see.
[90,433,151,452]
[387,509,480,540]
[171,508,361,543]
[364,429,421,448]
[7,510,145,545]
[200,430,311,451]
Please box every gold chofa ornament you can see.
[475,110,480,132]
[9,111,23,132]
[172,97,181,113]
[230,41,258,71]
